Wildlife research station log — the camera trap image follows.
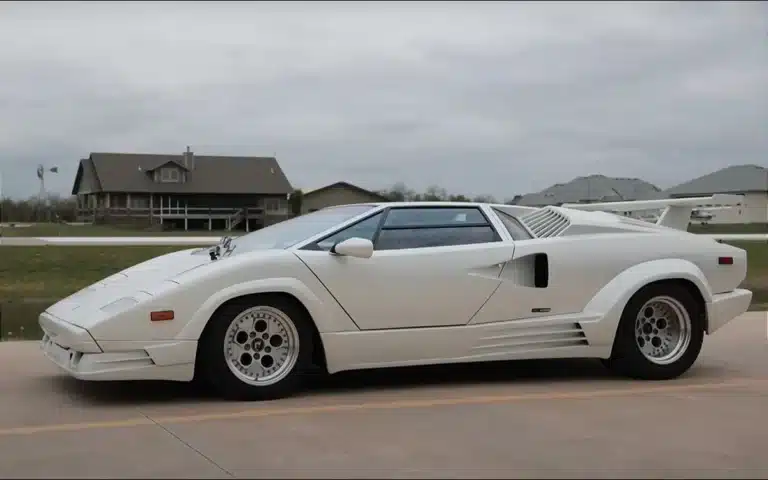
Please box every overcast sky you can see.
[0,1,766,200]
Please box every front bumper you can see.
[39,312,195,382]
[706,288,752,334]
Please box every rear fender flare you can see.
[579,258,712,348]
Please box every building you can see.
[300,181,388,214]
[71,148,294,231]
[516,174,662,207]
[662,164,768,224]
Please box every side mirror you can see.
[330,237,374,259]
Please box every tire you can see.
[603,282,704,380]
[197,294,315,400]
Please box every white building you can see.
[663,164,767,225]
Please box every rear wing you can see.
[561,194,744,231]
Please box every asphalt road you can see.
[0,311,766,479]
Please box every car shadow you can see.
[46,358,725,406]
[42,359,719,405]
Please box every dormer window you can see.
[160,167,180,183]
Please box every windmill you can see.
[37,164,59,205]
[36,164,59,221]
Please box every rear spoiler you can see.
[561,194,744,231]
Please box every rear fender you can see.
[578,258,712,348]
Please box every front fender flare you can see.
[176,277,358,340]
[579,258,712,348]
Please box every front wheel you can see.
[603,283,705,380]
[197,295,315,400]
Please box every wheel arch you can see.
[580,258,713,350]
[643,278,706,327]
[192,291,329,384]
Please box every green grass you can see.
[0,223,229,237]
[1,300,50,340]
[0,245,189,299]
[689,223,767,234]
[1,237,766,341]
[731,241,768,308]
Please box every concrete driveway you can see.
[0,311,766,478]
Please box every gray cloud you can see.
[0,1,765,199]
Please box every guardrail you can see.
[0,233,765,247]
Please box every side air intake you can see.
[520,207,571,238]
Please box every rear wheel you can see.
[197,295,315,400]
[603,283,704,380]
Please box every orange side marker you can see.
[150,310,174,321]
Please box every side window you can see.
[314,212,383,251]
[383,207,487,228]
[375,207,500,251]
[376,226,498,250]
[492,208,533,240]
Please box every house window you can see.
[264,197,288,212]
[160,167,180,183]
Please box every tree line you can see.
[375,183,507,203]
[1,195,77,223]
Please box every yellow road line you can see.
[0,378,763,437]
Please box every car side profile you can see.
[39,201,752,400]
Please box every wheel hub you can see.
[634,296,692,365]
[224,306,300,386]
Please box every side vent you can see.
[520,207,571,238]
[474,322,589,354]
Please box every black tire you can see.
[603,282,705,380]
[197,294,315,401]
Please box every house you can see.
[516,175,662,207]
[661,164,767,224]
[300,181,388,214]
[71,148,294,231]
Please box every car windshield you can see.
[227,204,377,254]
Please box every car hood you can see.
[46,248,212,326]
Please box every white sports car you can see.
[39,201,752,400]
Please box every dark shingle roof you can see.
[72,152,293,195]
[663,164,768,196]
[302,181,389,201]
[517,175,661,206]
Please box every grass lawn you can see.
[1,223,229,237]
[1,234,766,341]
[689,223,767,234]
